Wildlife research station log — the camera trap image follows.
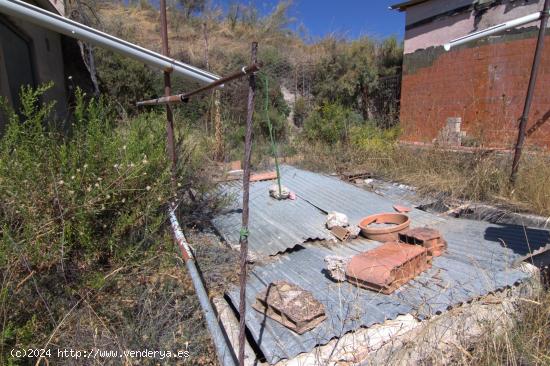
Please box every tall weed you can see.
[0,84,215,364]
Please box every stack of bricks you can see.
[344,227,446,294]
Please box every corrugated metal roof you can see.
[366,179,435,207]
[227,218,534,363]
[280,166,444,227]
[212,166,443,258]
[211,177,333,258]
[215,166,546,363]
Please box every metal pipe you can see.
[511,0,550,185]
[0,0,219,84]
[238,42,257,366]
[136,62,263,106]
[168,210,237,366]
[444,11,544,51]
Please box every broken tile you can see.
[250,171,278,182]
[252,281,326,334]
[393,204,412,213]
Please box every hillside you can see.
[96,1,311,74]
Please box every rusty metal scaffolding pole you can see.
[510,0,550,185]
[238,42,257,366]
[159,0,177,195]
[160,4,235,365]
[136,62,263,106]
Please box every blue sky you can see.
[213,1,405,40]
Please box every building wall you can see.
[400,0,550,148]
[0,5,68,131]
[404,0,473,27]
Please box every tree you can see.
[178,0,205,18]
[377,37,403,76]
[312,36,378,118]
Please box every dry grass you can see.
[21,229,238,366]
[296,142,550,217]
[464,288,550,366]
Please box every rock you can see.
[269,184,290,200]
[324,255,351,282]
[348,225,361,239]
[326,211,349,229]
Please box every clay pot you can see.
[358,213,411,242]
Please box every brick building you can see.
[391,0,550,149]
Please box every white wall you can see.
[404,0,546,54]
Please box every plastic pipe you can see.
[444,11,544,51]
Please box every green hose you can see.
[263,75,282,196]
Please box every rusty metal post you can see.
[160,0,177,196]
[510,0,550,185]
[238,42,257,366]
[136,62,263,106]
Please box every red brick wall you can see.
[400,34,550,149]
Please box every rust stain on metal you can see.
[399,227,447,257]
[331,226,351,241]
[137,62,263,106]
[252,281,326,334]
[250,171,277,182]
[345,242,430,294]
[358,213,411,242]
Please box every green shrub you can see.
[0,84,215,364]
[303,102,362,145]
[95,48,161,114]
[0,85,178,267]
[349,122,401,153]
[220,73,290,156]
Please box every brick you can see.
[345,242,431,294]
